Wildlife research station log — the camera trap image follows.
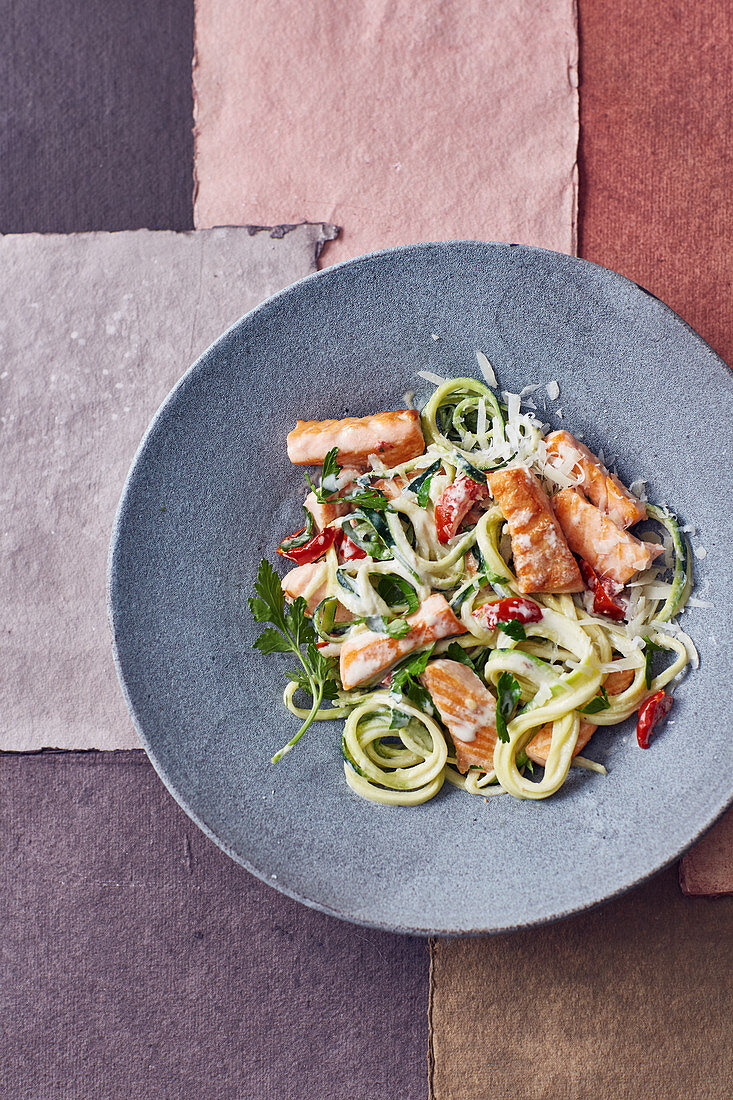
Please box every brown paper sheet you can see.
[193,0,579,264]
[430,868,733,1099]
[680,809,733,896]
[0,224,336,750]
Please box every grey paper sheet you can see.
[0,751,429,1100]
[0,224,337,749]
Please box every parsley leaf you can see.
[390,645,436,692]
[248,559,339,763]
[445,642,476,671]
[365,615,411,638]
[499,619,526,641]
[374,574,419,614]
[495,671,521,743]
[417,475,434,508]
[580,686,611,714]
[387,645,436,726]
[642,636,665,688]
[581,686,607,712]
[253,628,293,654]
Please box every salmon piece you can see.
[553,489,663,587]
[281,562,351,619]
[421,659,497,774]
[487,466,584,594]
[526,668,633,765]
[545,430,647,528]
[304,467,361,530]
[603,667,635,695]
[287,410,425,468]
[526,720,597,766]
[372,475,407,501]
[339,594,465,690]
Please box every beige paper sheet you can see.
[430,867,733,1099]
[193,0,578,264]
[0,224,336,750]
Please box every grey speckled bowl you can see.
[109,242,733,935]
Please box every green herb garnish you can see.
[580,686,610,714]
[642,636,665,688]
[249,559,338,763]
[445,641,476,671]
[307,447,389,510]
[387,645,436,727]
[495,671,521,743]
[365,615,411,638]
[374,574,419,614]
[499,619,526,642]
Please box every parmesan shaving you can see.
[417,369,448,387]
[476,351,497,388]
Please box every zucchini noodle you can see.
[266,364,697,806]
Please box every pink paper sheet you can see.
[0,225,334,750]
[193,0,578,264]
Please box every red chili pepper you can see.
[277,526,338,565]
[434,477,488,544]
[474,596,543,629]
[579,559,626,621]
[335,529,367,561]
[636,690,673,748]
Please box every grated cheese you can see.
[417,369,448,387]
[476,351,498,388]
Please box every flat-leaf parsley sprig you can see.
[249,559,339,763]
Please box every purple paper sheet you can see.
[0,751,429,1099]
[1,0,194,233]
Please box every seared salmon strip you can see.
[603,667,635,695]
[526,719,597,766]
[281,562,351,620]
[545,430,647,529]
[553,489,663,587]
[526,667,634,764]
[487,466,584,594]
[339,594,465,690]
[287,410,425,468]
[421,659,497,774]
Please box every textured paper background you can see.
[578,0,732,367]
[0,751,429,1099]
[578,0,733,897]
[0,225,336,750]
[193,0,579,264]
[680,810,733,896]
[1,0,194,234]
[430,867,733,1099]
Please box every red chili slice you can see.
[474,596,543,629]
[434,477,488,544]
[336,529,367,561]
[636,690,673,748]
[579,559,626,621]
[277,526,338,565]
